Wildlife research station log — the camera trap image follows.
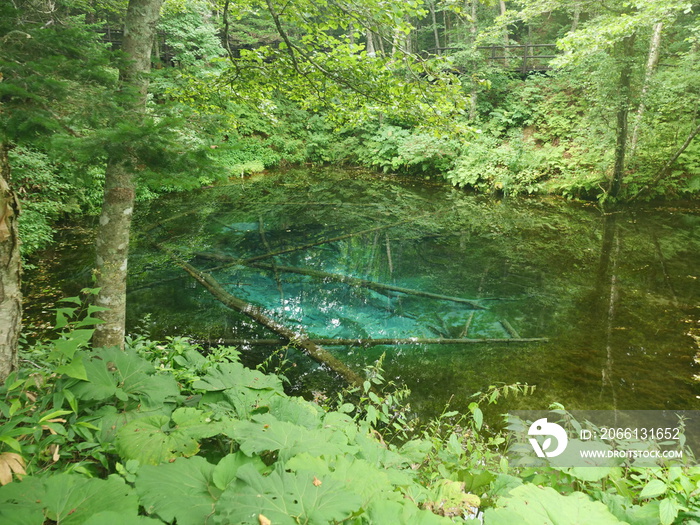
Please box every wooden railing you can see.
[438,44,559,74]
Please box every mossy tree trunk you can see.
[93,0,163,349]
[0,142,21,382]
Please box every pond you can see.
[30,168,700,421]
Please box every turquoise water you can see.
[36,169,700,420]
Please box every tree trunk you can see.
[93,0,163,349]
[499,0,509,67]
[630,22,663,156]
[571,3,580,32]
[609,34,636,199]
[430,0,441,54]
[365,29,376,57]
[468,0,478,120]
[0,143,22,383]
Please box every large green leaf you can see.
[216,463,363,525]
[639,479,667,499]
[0,474,138,525]
[193,362,284,393]
[0,476,47,525]
[286,453,394,507]
[367,499,453,525]
[268,396,322,429]
[94,405,154,444]
[115,407,224,464]
[212,451,268,491]
[231,414,347,461]
[136,456,219,525]
[484,484,627,525]
[82,511,162,524]
[220,386,281,420]
[71,347,180,408]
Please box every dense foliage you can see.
[2,0,700,522]
[1,295,699,524]
[3,0,698,255]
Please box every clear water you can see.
[37,169,700,420]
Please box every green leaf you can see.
[459,470,496,493]
[217,463,363,525]
[231,414,347,461]
[115,407,223,465]
[216,386,278,419]
[71,347,180,407]
[212,451,267,491]
[49,338,84,361]
[83,511,162,524]
[39,409,73,423]
[87,304,110,315]
[469,404,483,431]
[55,307,76,328]
[58,296,82,305]
[0,474,138,525]
[0,476,46,525]
[136,456,220,525]
[568,466,615,483]
[659,498,678,525]
[338,403,355,413]
[55,356,88,381]
[63,388,79,413]
[639,479,667,499]
[94,406,147,444]
[268,396,321,429]
[484,484,626,524]
[193,362,284,392]
[367,498,452,525]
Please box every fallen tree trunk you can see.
[204,337,548,346]
[195,255,486,310]
[134,213,435,294]
[500,319,521,339]
[154,243,367,388]
[198,212,433,273]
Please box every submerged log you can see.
[155,243,366,388]
[195,255,486,310]
[500,319,521,339]
[136,213,437,295]
[198,212,433,272]
[206,337,548,346]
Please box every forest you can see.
[1,0,700,523]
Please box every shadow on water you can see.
[28,168,700,421]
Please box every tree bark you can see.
[430,0,441,53]
[0,143,22,383]
[609,34,636,199]
[629,22,663,156]
[499,0,509,67]
[571,3,580,32]
[468,0,478,120]
[365,29,376,57]
[93,0,164,349]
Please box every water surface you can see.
[33,169,700,420]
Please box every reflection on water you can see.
[40,169,700,419]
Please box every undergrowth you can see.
[1,292,699,524]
